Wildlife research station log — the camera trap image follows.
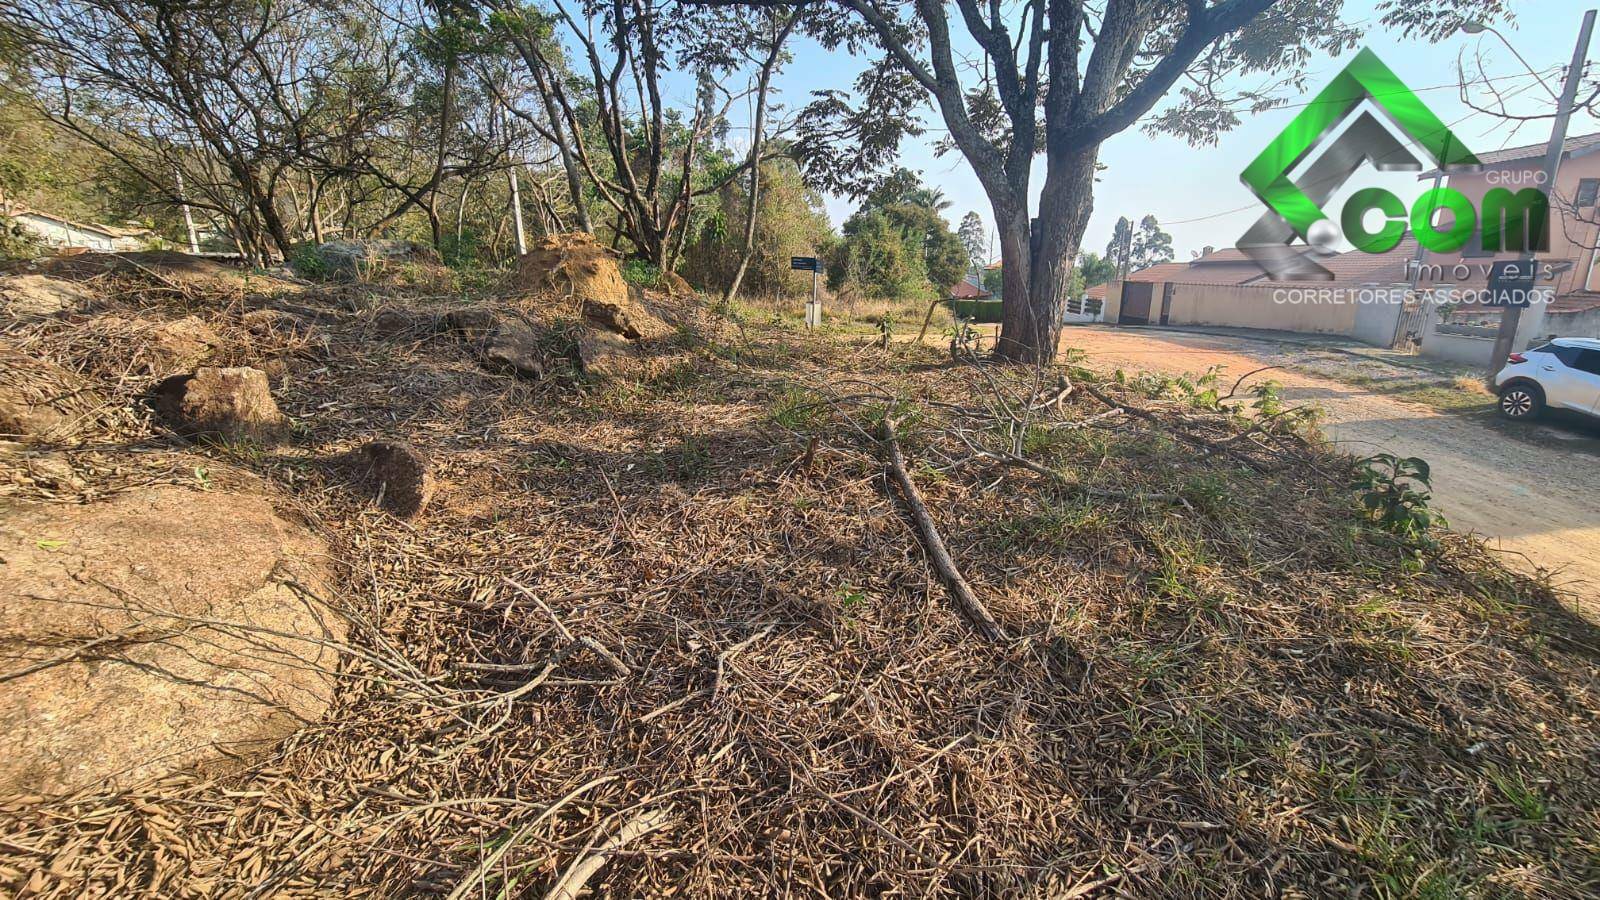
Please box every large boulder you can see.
[482,319,546,379]
[300,240,440,281]
[0,347,108,443]
[0,486,345,795]
[514,234,672,341]
[151,366,288,443]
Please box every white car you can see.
[1494,337,1600,421]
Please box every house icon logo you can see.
[1238,48,1493,281]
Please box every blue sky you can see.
[672,2,1600,263]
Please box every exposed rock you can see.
[301,240,440,281]
[0,347,107,443]
[514,233,671,341]
[151,366,287,443]
[0,485,345,795]
[75,314,221,377]
[0,274,96,319]
[440,307,502,340]
[482,320,546,379]
[29,455,85,491]
[575,327,640,379]
[352,440,435,518]
[582,294,674,342]
[242,308,311,337]
[372,307,427,337]
[151,316,222,372]
[660,270,695,297]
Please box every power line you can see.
[1154,73,1560,227]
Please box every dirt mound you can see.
[514,233,672,342]
[0,485,344,795]
[660,269,695,297]
[0,347,111,443]
[6,250,242,285]
[350,439,435,518]
[151,366,288,443]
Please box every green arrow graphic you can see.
[1241,48,1480,241]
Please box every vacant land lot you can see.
[1065,325,1600,617]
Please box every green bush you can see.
[0,217,43,261]
[286,242,332,280]
[621,258,663,288]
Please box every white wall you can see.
[13,214,117,251]
[1164,282,1359,334]
[1349,283,1408,348]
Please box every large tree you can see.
[957,210,986,274]
[1130,215,1174,269]
[724,0,1506,362]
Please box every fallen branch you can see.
[1081,383,1266,473]
[545,807,673,900]
[445,776,617,900]
[879,417,1006,641]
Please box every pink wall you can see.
[1418,150,1600,294]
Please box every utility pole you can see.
[175,169,200,255]
[1486,9,1595,380]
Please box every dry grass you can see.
[1,272,1597,898]
[732,288,950,335]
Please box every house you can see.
[2,206,156,252]
[948,276,993,301]
[1086,135,1600,358]
[1409,132,1600,365]
[1096,241,1419,342]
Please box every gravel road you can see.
[1065,325,1600,617]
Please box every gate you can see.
[1391,295,1428,349]
[1120,282,1154,324]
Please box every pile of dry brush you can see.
[2,262,1598,899]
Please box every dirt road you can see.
[1065,325,1600,615]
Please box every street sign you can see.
[1484,260,1543,308]
[790,256,820,272]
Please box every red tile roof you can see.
[949,280,993,300]
[1419,131,1600,177]
[1550,292,1600,314]
[1080,240,1421,300]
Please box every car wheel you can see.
[1498,383,1543,420]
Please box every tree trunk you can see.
[996,147,1098,364]
[427,59,458,251]
[721,132,764,308]
[992,206,1032,360]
